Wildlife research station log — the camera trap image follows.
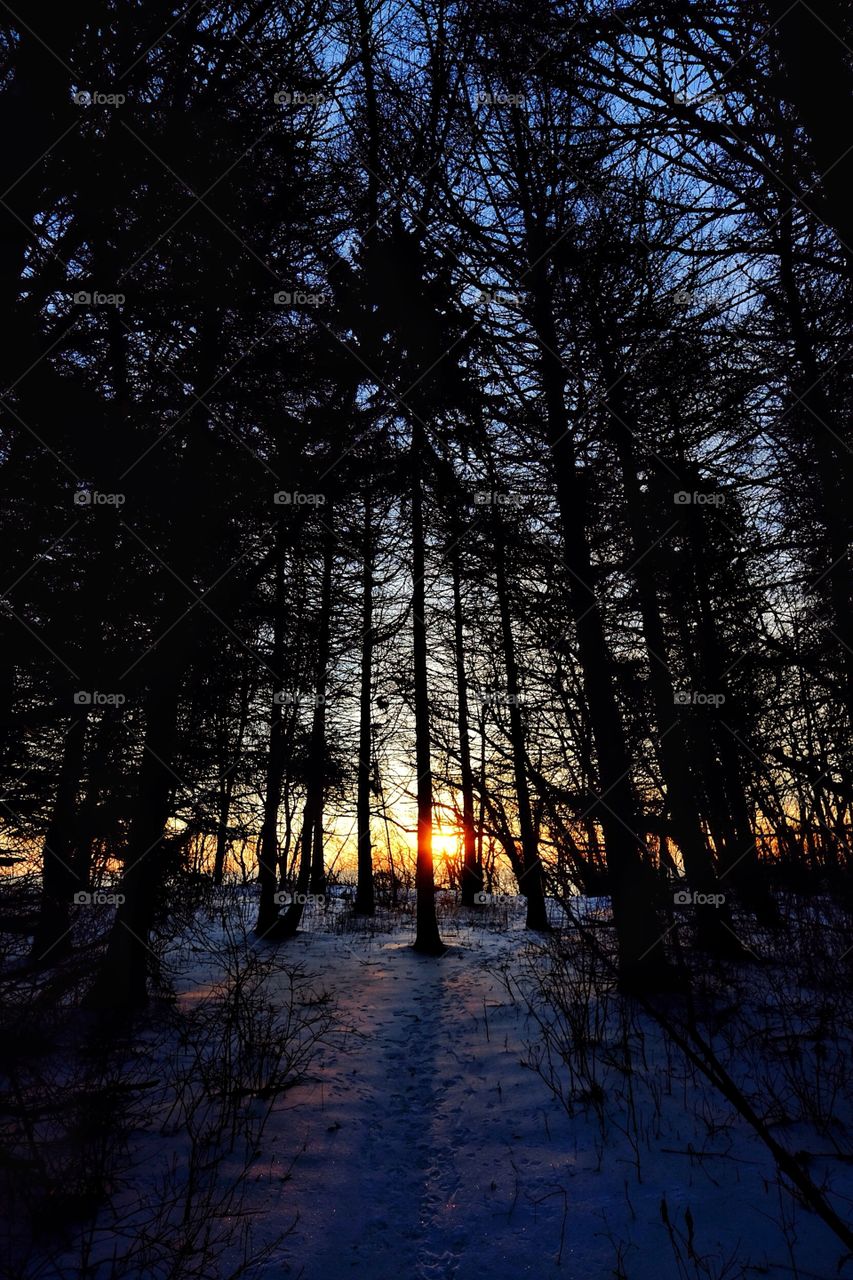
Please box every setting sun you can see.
[431,830,461,861]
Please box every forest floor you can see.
[174,897,852,1280]
[9,893,853,1279]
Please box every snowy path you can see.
[229,915,852,1280]
[252,925,579,1279]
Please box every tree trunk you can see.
[309,518,334,898]
[276,800,314,937]
[776,192,853,722]
[529,271,676,990]
[679,480,775,922]
[354,493,376,915]
[71,701,123,893]
[491,509,550,931]
[256,525,288,936]
[411,420,444,954]
[214,676,249,886]
[595,334,737,953]
[86,667,182,1008]
[213,789,230,889]
[451,548,482,908]
[29,709,88,964]
[273,524,334,935]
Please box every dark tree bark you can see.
[674,467,776,923]
[86,664,182,1008]
[269,519,334,937]
[275,801,314,938]
[451,547,483,908]
[411,420,444,954]
[29,710,89,965]
[592,327,738,953]
[213,674,250,886]
[491,508,550,931]
[775,193,853,723]
[309,518,334,898]
[71,700,124,894]
[256,525,288,937]
[529,270,676,990]
[354,493,376,915]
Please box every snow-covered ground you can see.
[18,894,853,1279]
[183,899,852,1280]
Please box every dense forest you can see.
[1,2,853,1277]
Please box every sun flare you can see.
[431,830,461,861]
